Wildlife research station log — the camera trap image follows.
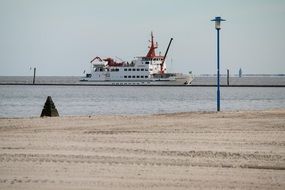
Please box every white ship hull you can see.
[80,73,193,86]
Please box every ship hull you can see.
[80,74,193,86]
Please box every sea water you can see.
[0,85,285,117]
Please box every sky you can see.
[0,0,284,76]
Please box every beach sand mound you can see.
[0,110,284,189]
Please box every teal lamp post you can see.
[211,16,225,111]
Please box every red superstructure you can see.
[103,58,124,67]
[146,32,159,58]
[145,32,173,74]
[90,56,123,67]
[89,32,173,73]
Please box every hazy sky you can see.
[0,0,284,76]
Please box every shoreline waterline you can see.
[0,108,284,119]
[1,85,285,118]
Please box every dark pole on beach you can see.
[211,16,225,112]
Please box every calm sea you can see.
[0,76,285,118]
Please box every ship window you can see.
[141,69,144,71]
[128,76,131,78]
[145,76,148,78]
[116,68,119,71]
[128,68,131,71]
[124,76,127,78]
[132,76,135,78]
[136,76,140,78]
[150,69,153,71]
[132,69,136,71]
[145,69,148,71]
[141,76,144,78]
[137,69,140,71]
[145,61,149,64]
[124,68,127,71]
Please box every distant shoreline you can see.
[1,74,285,77]
[1,75,284,87]
[0,83,284,87]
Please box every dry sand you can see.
[0,110,284,189]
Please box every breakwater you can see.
[0,76,284,87]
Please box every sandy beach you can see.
[0,110,284,189]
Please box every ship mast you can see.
[145,32,173,74]
[146,32,158,58]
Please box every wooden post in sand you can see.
[40,96,59,117]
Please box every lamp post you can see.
[211,16,225,111]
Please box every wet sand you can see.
[0,110,284,189]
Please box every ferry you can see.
[81,33,193,85]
